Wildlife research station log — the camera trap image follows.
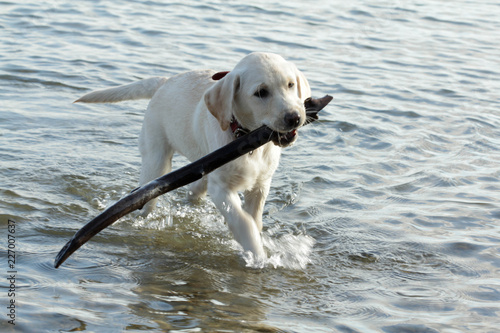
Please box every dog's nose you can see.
[284,112,301,129]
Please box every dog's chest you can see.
[216,143,281,191]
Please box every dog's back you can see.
[143,70,221,162]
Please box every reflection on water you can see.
[1,0,500,332]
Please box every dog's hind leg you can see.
[187,178,208,202]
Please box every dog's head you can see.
[204,52,311,147]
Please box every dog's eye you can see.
[254,88,269,98]
[288,82,295,88]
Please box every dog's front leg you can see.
[243,179,272,232]
[208,182,266,259]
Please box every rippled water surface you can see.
[1,1,500,332]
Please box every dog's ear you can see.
[294,66,311,100]
[204,73,240,131]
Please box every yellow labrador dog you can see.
[76,52,311,259]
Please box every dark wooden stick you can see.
[54,95,332,268]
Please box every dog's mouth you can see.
[271,129,298,147]
[233,117,298,148]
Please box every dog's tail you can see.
[75,77,168,103]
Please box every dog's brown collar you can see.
[212,71,230,80]
[230,116,250,138]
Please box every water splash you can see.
[132,205,173,230]
[243,231,315,270]
[123,196,315,270]
[131,198,224,233]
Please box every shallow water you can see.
[1,0,500,332]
